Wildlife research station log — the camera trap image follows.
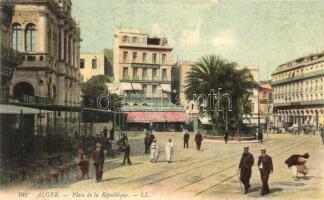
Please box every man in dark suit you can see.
[121,140,132,165]
[92,143,105,182]
[195,131,203,150]
[257,148,273,195]
[103,126,108,138]
[144,132,151,154]
[183,130,190,148]
[239,146,254,194]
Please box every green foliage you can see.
[81,75,110,97]
[185,55,258,133]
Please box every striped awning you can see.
[127,111,186,123]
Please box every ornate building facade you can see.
[9,0,82,106]
[271,51,324,129]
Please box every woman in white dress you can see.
[165,138,174,163]
[150,139,159,163]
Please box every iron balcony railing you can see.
[1,44,23,64]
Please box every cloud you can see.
[180,19,202,47]
[211,29,236,52]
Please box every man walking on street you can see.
[183,130,190,148]
[144,132,151,154]
[257,148,273,195]
[195,131,203,150]
[258,130,263,144]
[103,126,108,138]
[320,124,324,145]
[165,138,174,163]
[224,130,229,144]
[121,140,132,165]
[92,143,105,182]
[239,147,254,194]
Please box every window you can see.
[132,37,138,43]
[133,68,138,80]
[80,59,85,69]
[162,69,167,81]
[123,51,128,63]
[162,54,166,65]
[152,85,157,96]
[143,85,147,95]
[12,23,23,51]
[142,53,147,63]
[142,68,148,80]
[92,59,97,69]
[132,52,138,63]
[152,53,157,64]
[123,67,128,80]
[25,24,36,52]
[122,36,128,43]
[152,69,157,80]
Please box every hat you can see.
[260,148,266,153]
[244,146,249,150]
[96,143,102,147]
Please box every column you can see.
[57,76,65,105]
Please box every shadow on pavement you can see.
[102,177,124,182]
[273,181,305,186]
[269,187,283,194]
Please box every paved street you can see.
[1,133,324,200]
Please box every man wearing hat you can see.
[257,148,273,195]
[92,143,105,182]
[239,146,254,194]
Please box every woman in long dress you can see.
[165,139,174,163]
[150,139,159,163]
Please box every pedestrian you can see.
[195,131,203,150]
[75,149,89,179]
[144,132,151,154]
[149,132,155,145]
[109,127,115,140]
[258,130,263,144]
[238,147,254,194]
[320,125,324,145]
[165,138,174,163]
[285,153,309,180]
[224,130,229,144]
[103,126,108,138]
[257,148,273,196]
[150,139,159,163]
[92,143,105,182]
[183,130,190,148]
[121,140,132,165]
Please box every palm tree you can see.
[184,55,258,133]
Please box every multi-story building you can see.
[10,0,82,106]
[80,53,109,82]
[271,51,324,129]
[238,65,260,126]
[0,0,23,103]
[259,80,273,131]
[112,27,172,97]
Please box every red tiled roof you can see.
[127,111,187,123]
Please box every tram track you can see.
[192,136,315,196]
[129,135,311,189]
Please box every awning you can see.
[127,111,186,123]
[130,83,142,90]
[0,104,51,114]
[161,84,171,92]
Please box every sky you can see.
[72,0,324,80]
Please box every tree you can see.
[184,55,258,134]
[81,75,110,108]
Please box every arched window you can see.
[25,24,36,52]
[12,23,23,51]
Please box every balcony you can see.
[20,53,53,69]
[131,63,160,69]
[274,99,324,107]
[1,44,23,65]
[22,95,54,105]
[272,69,324,86]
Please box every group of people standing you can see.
[239,146,309,196]
[183,130,203,150]
[145,131,174,163]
